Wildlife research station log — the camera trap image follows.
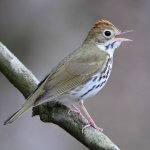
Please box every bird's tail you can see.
[4,98,35,125]
[4,81,46,125]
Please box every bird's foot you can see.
[82,120,103,133]
[68,105,84,120]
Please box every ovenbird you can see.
[4,20,131,131]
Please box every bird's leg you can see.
[80,100,103,132]
[69,105,84,120]
[72,105,81,113]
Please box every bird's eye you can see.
[103,30,112,37]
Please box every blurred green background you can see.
[0,0,149,150]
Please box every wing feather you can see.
[34,44,109,105]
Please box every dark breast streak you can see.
[80,57,113,99]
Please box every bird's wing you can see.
[34,46,109,105]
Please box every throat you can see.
[105,41,116,50]
[97,43,115,57]
[105,44,115,57]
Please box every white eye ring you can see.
[103,30,113,38]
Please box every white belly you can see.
[57,58,113,105]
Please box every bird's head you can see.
[84,20,132,57]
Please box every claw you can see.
[82,124,91,133]
[82,122,103,133]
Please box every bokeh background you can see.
[0,0,149,150]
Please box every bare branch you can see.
[0,42,39,98]
[0,42,120,150]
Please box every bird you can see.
[4,20,132,131]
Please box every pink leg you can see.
[72,105,81,113]
[80,100,103,132]
[69,105,84,120]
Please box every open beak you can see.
[115,30,133,42]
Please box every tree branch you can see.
[0,42,120,150]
